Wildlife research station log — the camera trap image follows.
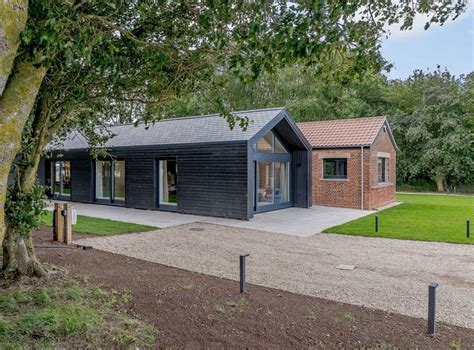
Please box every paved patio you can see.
[76,222,474,329]
[46,200,374,237]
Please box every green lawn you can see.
[40,211,157,236]
[0,276,155,348]
[326,194,473,244]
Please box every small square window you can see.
[378,157,388,183]
[323,158,347,179]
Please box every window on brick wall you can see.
[378,157,388,183]
[323,158,347,179]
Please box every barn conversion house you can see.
[298,117,397,210]
[40,108,312,220]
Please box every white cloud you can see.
[385,2,474,39]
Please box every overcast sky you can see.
[381,4,473,80]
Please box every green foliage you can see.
[15,0,464,134]
[0,276,156,348]
[39,211,157,236]
[389,69,474,191]
[327,194,473,245]
[5,184,46,237]
[156,66,389,122]
[396,178,438,193]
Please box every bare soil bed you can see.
[34,226,473,349]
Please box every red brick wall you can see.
[367,125,396,209]
[312,148,370,209]
[311,124,396,209]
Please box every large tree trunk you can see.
[2,82,68,279]
[2,135,49,278]
[0,62,47,280]
[435,176,445,192]
[2,224,45,278]
[0,62,46,244]
[0,0,33,248]
[2,90,67,279]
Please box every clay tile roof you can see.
[297,116,387,148]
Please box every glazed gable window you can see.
[323,158,347,179]
[255,131,289,154]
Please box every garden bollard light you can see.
[467,220,470,239]
[428,282,438,335]
[240,253,250,293]
[375,215,379,233]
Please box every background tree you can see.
[0,1,468,278]
[154,65,389,122]
[388,69,474,192]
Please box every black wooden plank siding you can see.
[70,158,93,203]
[292,150,312,208]
[41,141,250,219]
[125,157,155,209]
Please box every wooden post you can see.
[64,203,73,245]
[53,203,64,242]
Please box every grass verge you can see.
[0,275,156,349]
[39,211,157,236]
[326,194,473,244]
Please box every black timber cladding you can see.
[46,141,249,219]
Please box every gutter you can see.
[360,145,364,210]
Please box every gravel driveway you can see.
[76,223,474,329]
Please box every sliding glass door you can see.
[95,161,111,200]
[52,160,71,198]
[274,162,289,204]
[114,160,126,201]
[257,162,273,207]
[158,159,177,209]
[255,161,290,210]
[253,130,292,212]
[95,160,125,203]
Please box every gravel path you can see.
[76,223,474,329]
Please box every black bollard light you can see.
[375,215,379,233]
[467,220,470,239]
[240,253,250,293]
[428,282,438,335]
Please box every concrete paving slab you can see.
[46,200,205,228]
[375,201,403,211]
[205,206,375,237]
[46,200,374,237]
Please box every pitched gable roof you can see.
[298,116,396,148]
[51,108,285,150]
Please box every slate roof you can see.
[297,116,391,148]
[51,108,285,150]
